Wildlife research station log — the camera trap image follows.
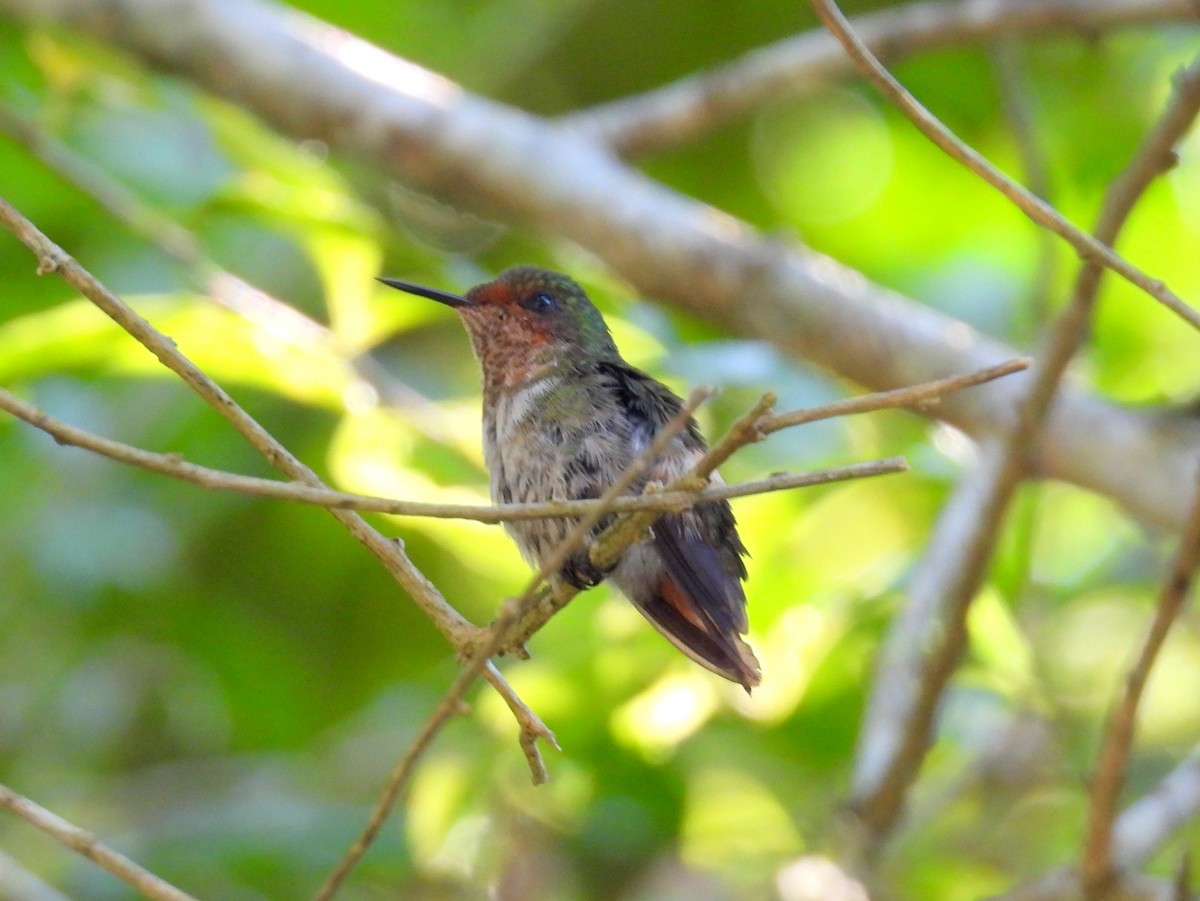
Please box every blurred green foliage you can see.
[0,1,1199,899]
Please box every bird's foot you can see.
[560,551,612,590]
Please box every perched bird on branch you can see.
[381,266,760,690]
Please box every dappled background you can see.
[1,1,1199,899]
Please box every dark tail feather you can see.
[636,575,761,691]
[637,515,759,690]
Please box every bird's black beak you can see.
[377,277,476,308]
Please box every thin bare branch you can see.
[0,382,902,522]
[1081,474,1200,896]
[1069,51,1200,892]
[807,0,1200,331]
[5,348,1012,522]
[311,679,474,901]
[565,0,1199,156]
[694,392,777,478]
[848,48,1200,848]
[996,64,1200,881]
[0,784,197,901]
[762,358,1030,433]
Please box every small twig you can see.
[1049,60,1200,886]
[1080,473,1200,897]
[0,784,197,901]
[807,0,1200,331]
[311,675,474,901]
[691,392,778,477]
[481,658,558,781]
[762,358,1029,433]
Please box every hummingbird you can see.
[380,266,761,690]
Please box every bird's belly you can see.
[485,409,632,568]
[489,436,589,566]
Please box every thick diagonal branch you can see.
[566,0,1199,157]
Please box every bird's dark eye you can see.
[520,292,557,314]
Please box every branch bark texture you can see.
[566,0,1199,155]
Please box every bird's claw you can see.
[560,551,612,590]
